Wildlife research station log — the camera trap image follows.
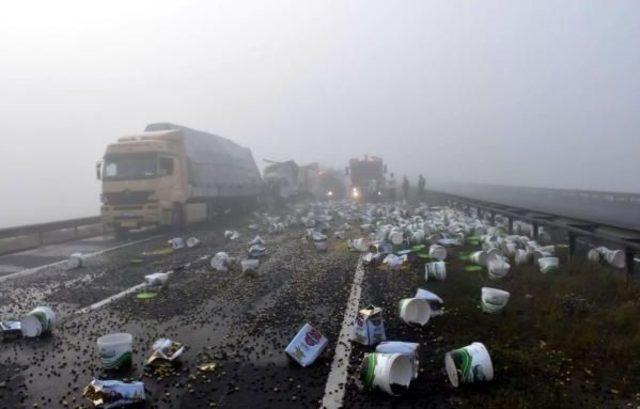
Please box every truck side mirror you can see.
[96,161,102,180]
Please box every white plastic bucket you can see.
[587,248,603,263]
[168,238,185,250]
[360,353,414,395]
[470,251,488,267]
[375,342,420,379]
[186,237,200,248]
[210,252,230,272]
[144,272,169,286]
[515,249,531,265]
[445,342,494,387]
[20,306,56,337]
[349,238,369,253]
[389,231,404,246]
[241,259,259,273]
[538,256,559,273]
[68,253,84,269]
[605,249,626,269]
[415,288,443,304]
[487,258,510,280]
[97,333,133,370]
[428,244,447,261]
[424,261,447,281]
[481,287,510,314]
[398,298,432,326]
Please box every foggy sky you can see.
[1,0,639,227]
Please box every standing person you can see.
[387,173,397,202]
[402,175,410,201]
[417,174,426,202]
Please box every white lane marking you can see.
[75,282,149,315]
[0,234,165,283]
[321,258,365,409]
[75,264,183,315]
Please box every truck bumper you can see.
[101,204,163,230]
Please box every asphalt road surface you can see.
[0,203,637,409]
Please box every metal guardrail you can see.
[0,216,105,256]
[426,189,640,274]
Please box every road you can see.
[0,203,637,409]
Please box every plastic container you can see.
[424,261,447,281]
[20,306,56,337]
[445,342,494,387]
[428,244,447,261]
[360,353,414,395]
[481,287,510,313]
[68,253,84,269]
[398,298,432,326]
[538,257,559,273]
[97,333,133,370]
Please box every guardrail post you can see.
[568,232,577,264]
[533,223,539,240]
[626,248,635,275]
[489,211,495,225]
[507,217,514,234]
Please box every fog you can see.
[1,0,639,227]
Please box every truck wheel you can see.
[171,204,185,230]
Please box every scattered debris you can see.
[354,305,386,346]
[146,338,185,365]
[68,252,84,269]
[84,379,145,408]
[285,323,328,367]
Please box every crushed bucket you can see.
[354,305,386,346]
[481,287,510,314]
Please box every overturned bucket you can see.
[398,298,432,326]
[375,342,420,379]
[360,353,414,396]
[68,253,84,269]
[21,306,56,337]
[445,342,494,387]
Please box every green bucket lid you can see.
[136,291,158,300]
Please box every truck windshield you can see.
[103,154,157,180]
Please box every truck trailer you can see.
[98,123,262,235]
